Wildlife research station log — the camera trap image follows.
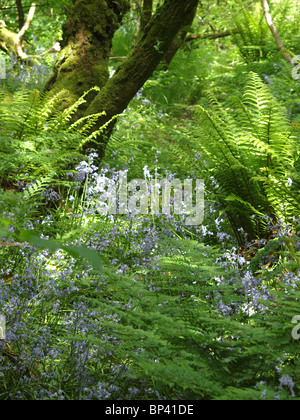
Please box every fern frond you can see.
[24,174,56,199]
[232,4,270,62]
[182,72,299,243]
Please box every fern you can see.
[72,236,300,400]
[187,72,299,244]
[0,86,105,188]
[24,175,56,199]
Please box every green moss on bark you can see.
[0,27,21,55]
[83,0,199,155]
[44,0,130,111]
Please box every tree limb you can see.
[40,42,61,55]
[163,1,198,67]
[83,0,199,154]
[186,28,239,42]
[14,2,36,59]
[0,242,29,247]
[261,0,293,64]
[0,3,59,60]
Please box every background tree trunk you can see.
[0,3,34,58]
[0,24,17,55]
[140,0,153,33]
[261,0,293,64]
[15,0,25,30]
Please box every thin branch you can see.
[186,29,239,42]
[0,242,30,247]
[261,0,293,64]
[40,41,61,55]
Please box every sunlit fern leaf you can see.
[0,85,109,188]
[24,174,56,199]
[232,4,270,62]
[173,72,299,243]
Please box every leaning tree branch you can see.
[83,0,199,155]
[14,2,36,59]
[0,3,60,60]
[261,0,293,64]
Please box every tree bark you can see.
[15,0,25,31]
[140,0,153,33]
[83,0,199,156]
[44,0,130,110]
[162,2,198,68]
[14,2,36,60]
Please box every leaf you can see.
[19,230,105,271]
[0,217,105,271]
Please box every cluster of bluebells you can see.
[0,245,129,400]
[0,238,171,399]
[3,46,56,92]
[0,149,299,399]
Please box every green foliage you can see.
[189,72,299,243]
[0,85,107,186]
[93,233,299,400]
[1,208,299,400]
[232,3,270,63]
[143,46,213,107]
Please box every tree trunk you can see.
[44,0,130,111]
[162,2,198,68]
[15,0,25,30]
[82,0,199,156]
[0,25,17,55]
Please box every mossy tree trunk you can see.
[44,0,130,110]
[0,25,19,55]
[162,3,198,68]
[81,0,199,156]
[43,0,199,157]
